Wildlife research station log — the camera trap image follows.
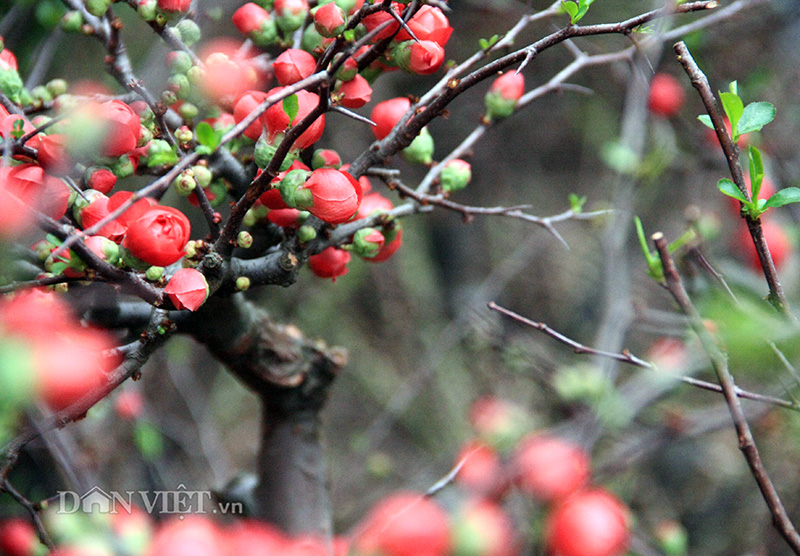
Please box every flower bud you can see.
[296,168,361,224]
[392,40,445,75]
[298,224,316,243]
[174,125,194,143]
[61,10,84,31]
[254,133,297,171]
[168,51,193,74]
[301,24,334,54]
[308,246,350,281]
[273,49,317,86]
[192,165,213,187]
[164,268,209,311]
[233,3,278,47]
[0,68,23,103]
[402,126,434,165]
[175,19,202,46]
[86,0,112,17]
[351,227,385,258]
[337,74,372,109]
[485,71,524,121]
[146,265,165,281]
[173,170,197,196]
[46,78,68,98]
[313,2,347,38]
[235,276,251,291]
[85,166,117,194]
[311,148,342,170]
[237,231,253,249]
[440,159,472,192]
[278,168,314,208]
[370,97,411,141]
[274,0,309,33]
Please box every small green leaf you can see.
[728,80,738,96]
[568,193,587,214]
[283,94,299,123]
[195,145,212,156]
[561,1,578,21]
[147,148,179,168]
[718,178,747,203]
[343,29,355,42]
[478,34,499,50]
[719,91,743,136]
[10,118,24,139]
[697,114,714,130]
[748,145,764,199]
[763,187,800,209]
[737,102,776,136]
[195,121,216,148]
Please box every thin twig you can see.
[487,302,798,411]
[652,232,800,554]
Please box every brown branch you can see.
[674,41,796,322]
[487,301,798,411]
[652,232,800,554]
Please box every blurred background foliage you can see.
[4,0,800,554]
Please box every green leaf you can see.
[719,91,743,136]
[697,114,714,130]
[568,193,587,213]
[763,187,800,209]
[343,29,355,42]
[10,117,24,139]
[737,102,776,136]
[728,80,738,96]
[195,121,216,148]
[283,94,299,123]
[561,0,595,23]
[748,145,764,199]
[147,148,179,168]
[561,0,578,21]
[718,178,747,203]
[478,34,499,50]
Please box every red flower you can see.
[273,49,317,86]
[353,492,451,556]
[308,246,350,281]
[107,190,159,230]
[198,39,267,107]
[489,71,524,101]
[37,134,70,175]
[232,2,271,35]
[545,489,630,556]
[93,100,142,158]
[0,45,18,71]
[164,268,209,311]
[3,163,70,219]
[371,97,411,140]
[396,6,452,46]
[512,434,591,503]
[397,40,445,75]
[86,166,117,194]
[267,207,303,227]
[0,172,31,236]
[314,2,347,37]
[233,90,268,141]
[122,206,191,266]
[35,326,119,410]
[648,73,685,118]
[368,226,402,262]
[338,74,372,109]
[451,502,518,556]
[158,0,190,12]
[0,519,37,556]
[299,168,361,224]
[80,195,127,241]
[261,88,326,149]
[356,192,394,219]
[362,2,404,41]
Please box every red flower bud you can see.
[648,73,686,118]
[80,195,127,242]
[3,163,70,220]
[485,72,525,120]
[298,168,361,224]
[122,206,191,266]
[545,489,630,556]
[267,207,304,228]
[232,2,271,35]
[233,90,268,141]
[164,268,209,311]
[95,100,142,158]
[311,148,342,170]
[395,6,452,46]
[273,48,317,86]
[0,46,18,71]
[368,226,402,262]
[37,134,70,175]
[356,192,394,219]
[0,519,37,556]
[370,97,411,140]
[512,434,590,503]
[86,166,117,194]
[353,492,451,556]
[362,2,404,41]
[314,2,347,37]
[107,190,158,230]
[308,246,350,281]
[338,74,372,108]
[158,0,190,12]
[261,88,326,149]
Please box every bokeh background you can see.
[4,0,800,554]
